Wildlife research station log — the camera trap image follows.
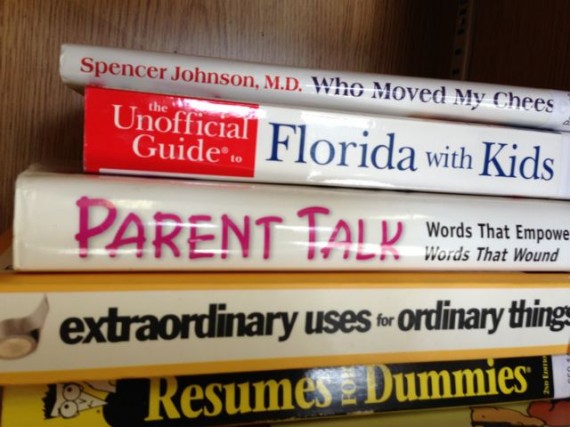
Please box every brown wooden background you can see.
[1,0,570,233]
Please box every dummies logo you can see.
[40,358,539,426]
[145,358,529,422]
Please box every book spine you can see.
[84,86,570,200]
[13,167,570,271]
[60,44,570,131]
[2,356,569,426]
[1,276,570,384]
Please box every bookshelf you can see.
[2,1,570,423]
[1,0,569,233]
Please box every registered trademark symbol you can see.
[222,147,229,154]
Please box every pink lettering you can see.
[188,215,215,259]
[221,214,250,259]
[105,212,146,257]
[321,219,352,259]
[153,212,183,258]
[254,216,283,260]
[356,219,375,260]
[297,206,330,260]
[75,197,117,258]
[380,221,403,260]
[73,199,402,264]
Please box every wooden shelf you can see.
[2,0,570,232]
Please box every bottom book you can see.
[1,355,569,426]
[286,399,570,427]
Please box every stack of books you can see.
[1,44,569,426]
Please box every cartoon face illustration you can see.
[43,382,114,419]
[471,398,570,427]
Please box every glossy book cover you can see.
[61,44,570,131]
[83,87,570,200]
[1,355,569,426]
[1,262,570,384]
[12,166,570,271]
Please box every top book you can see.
[60,44,570,131]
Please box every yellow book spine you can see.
[1,355,569,426]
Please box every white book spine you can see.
[13,167,570,271]
[60,44,570,131]
[85,87,570,200]
[1,283,570,384]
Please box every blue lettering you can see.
[265,124,417,171]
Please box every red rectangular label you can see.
[84,87,259,178]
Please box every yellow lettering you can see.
[339,367,357,405]
[394,372,418,402]
[252,379,294,412]
[315,378,333,408]
[224,382,252,415]
[204,383,223,417]
[513,366,529,393]
[295,377,316,410]
[180,384,204,418]
[452,368,487,397]
[417,370,452,399]
[484,359,498,395]
[144,377,181,421]
[498,367,515,394]
[364,365,392,404]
